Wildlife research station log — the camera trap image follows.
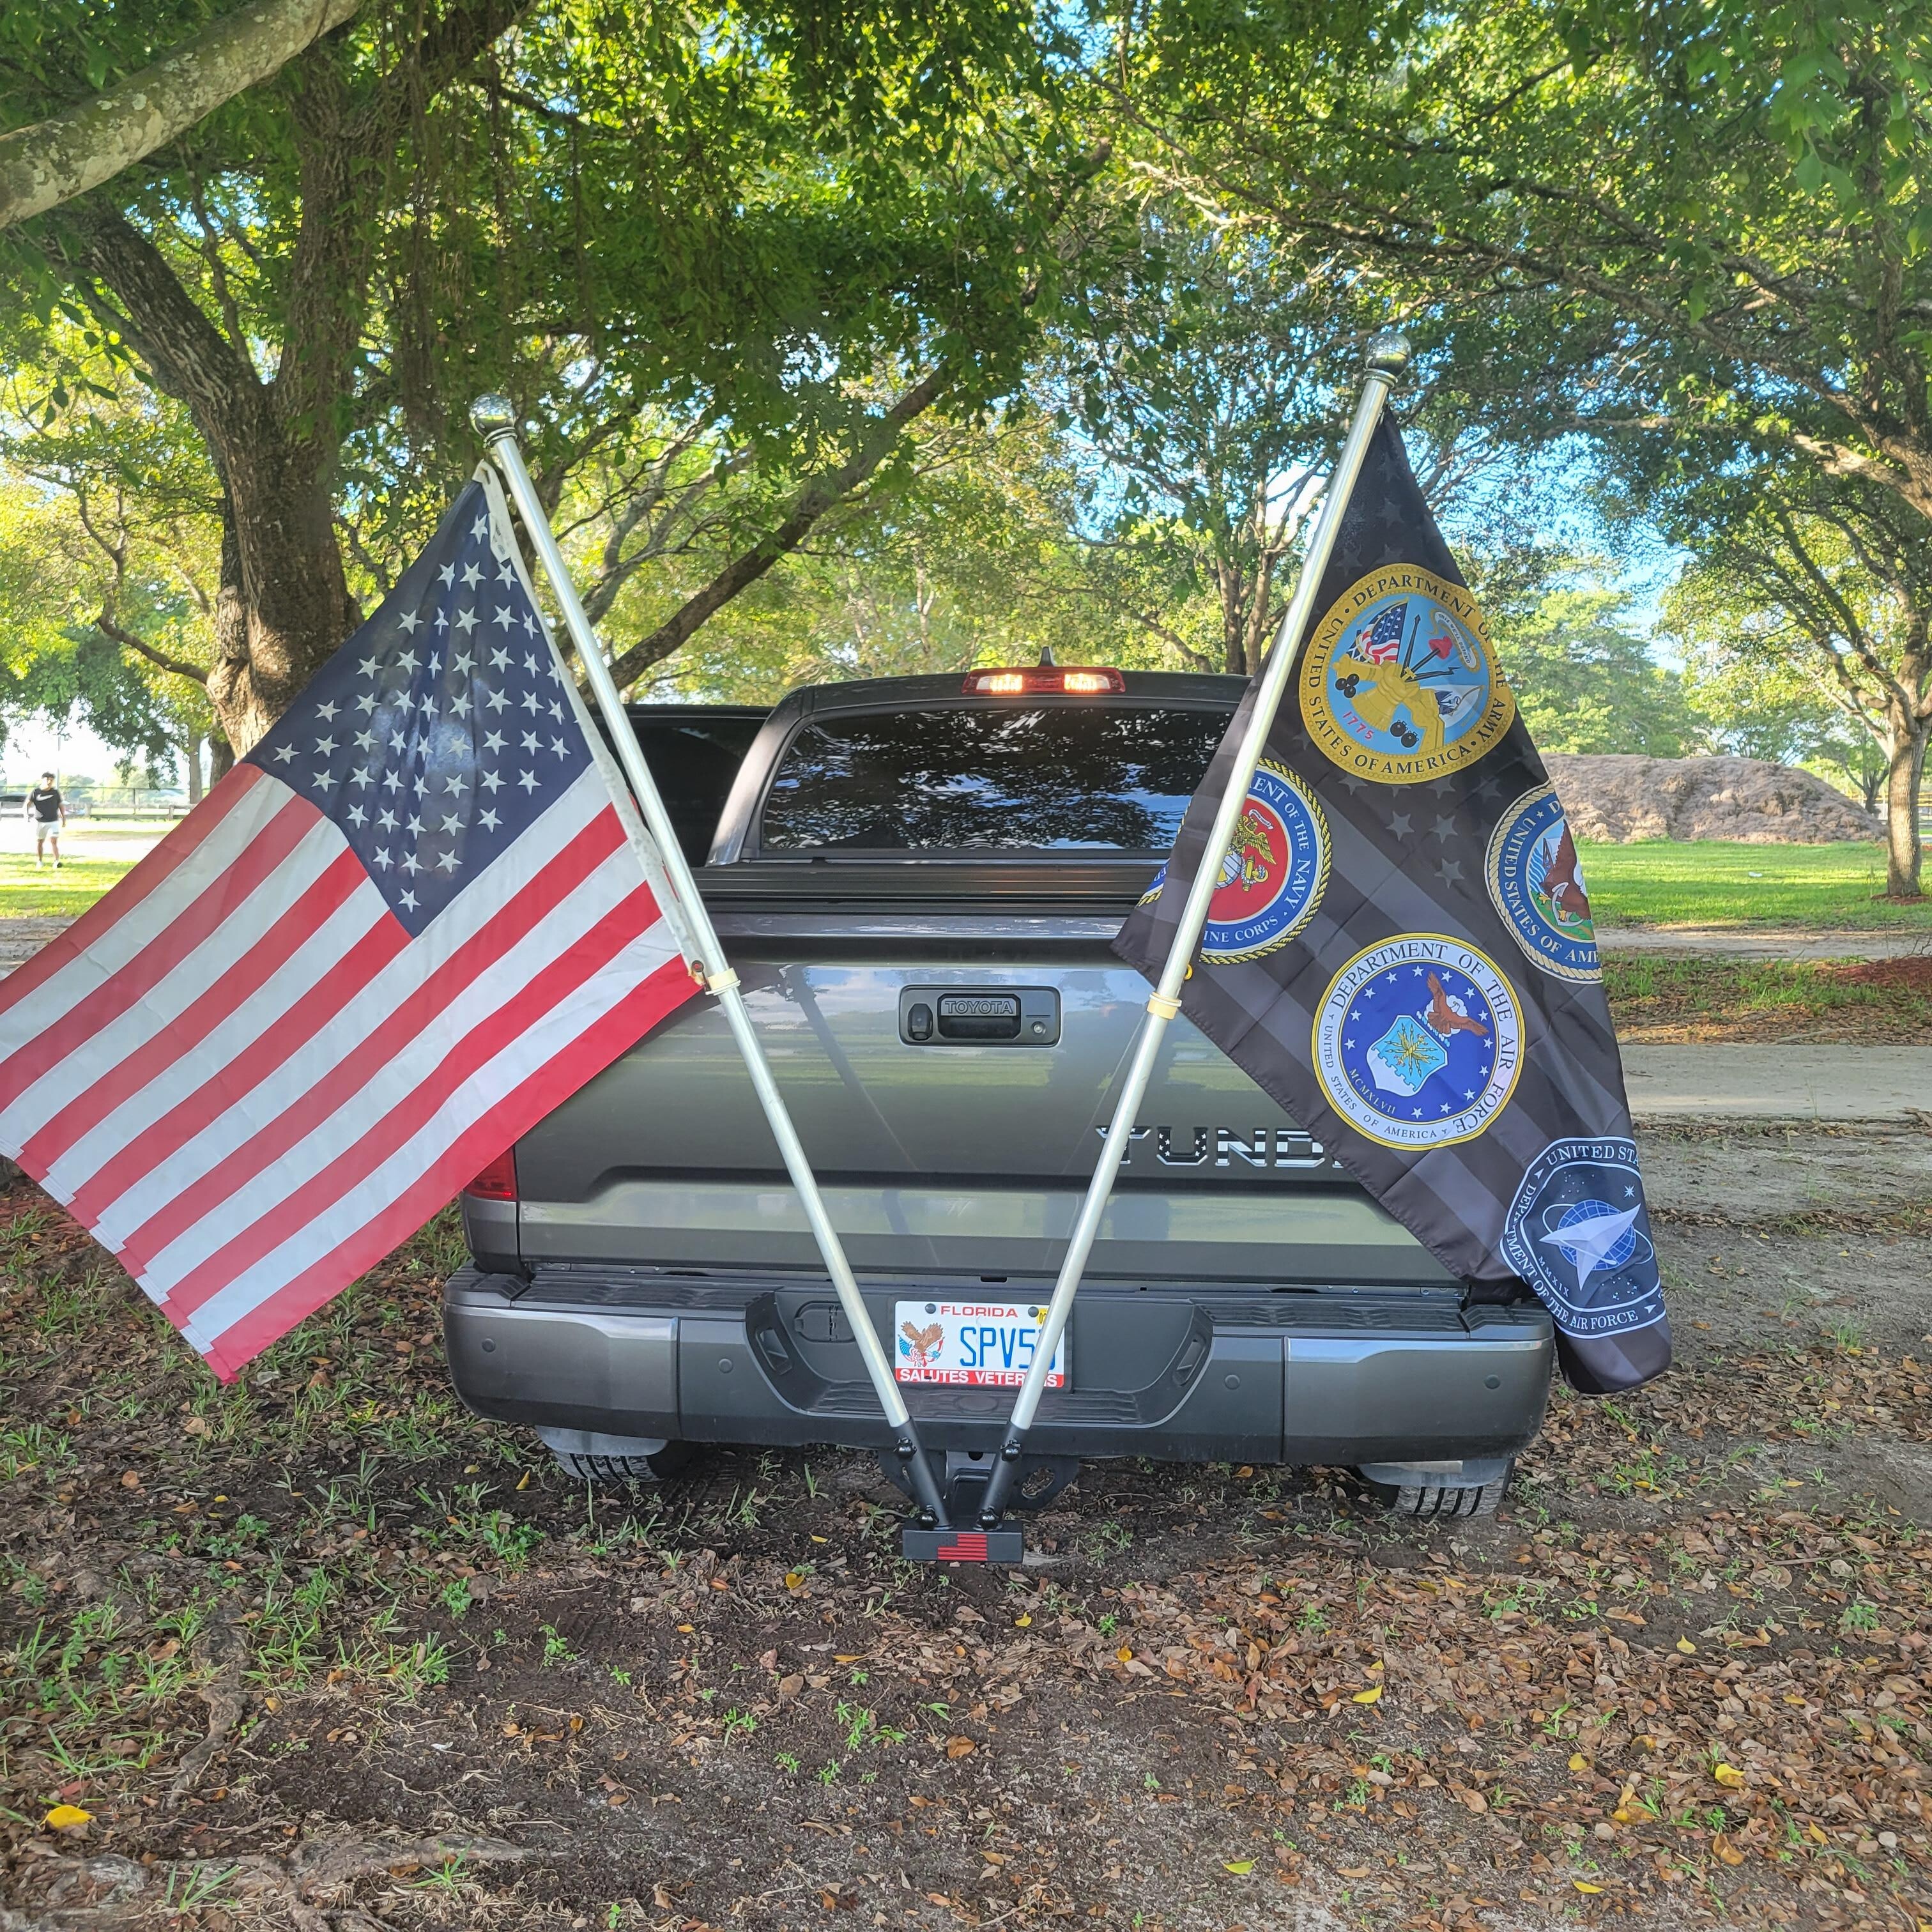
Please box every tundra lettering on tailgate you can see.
[1098,1124,1337,1170]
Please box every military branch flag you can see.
[1116,417,1669,1392]
[0,471,698,1379]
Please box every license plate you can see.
[893,1298,1068,1388]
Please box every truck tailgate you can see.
[511,866,1450,1286]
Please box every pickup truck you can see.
[442,666,1553,1520]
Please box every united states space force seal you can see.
[1501,1139,1664,1337]
[1312,935,1522,1149]
[1138,763,1330,963]
[1299,565,1515,785]
[1485,784,1598,981]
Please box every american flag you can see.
[0,471,698,1378]
[1356,599,1408,663]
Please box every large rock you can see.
[1544,753,1881,844]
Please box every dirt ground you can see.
[3,1126,1929,1932]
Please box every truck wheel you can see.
[549,1443,695,1484]
[1359,1459,1512,1520]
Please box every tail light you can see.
[962,666,1126,696]
[466,1149,518,1200]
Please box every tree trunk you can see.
[1216,563,1247,677]
[204,447,360,750]
[208,735,235,782]
[1240,553,1279,677]
[185,730,204,806]
[1882,711,1928,900]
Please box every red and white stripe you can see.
[0,760,694,1378]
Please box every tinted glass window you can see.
[758,703,1231,852]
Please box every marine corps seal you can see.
[1298,565,1515,785]
[1137,763,1330,963]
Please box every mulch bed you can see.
[1604,957,1932,1045]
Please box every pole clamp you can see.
[705,967,742,994]
[1146,992,1183,1021]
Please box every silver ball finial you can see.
[1364,330,1413,382]
[469,394,518,439]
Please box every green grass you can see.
[0,832,1924,933]
[1579,840,1932,930]
[0,852,137,917]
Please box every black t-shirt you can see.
[27,786,61,822]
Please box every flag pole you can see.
[470,399,954,1531]
[974,332,1413,1528]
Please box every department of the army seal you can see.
[1298,565,1515,785]
[1500,1138,1665,1338]
[1312,934,1523,1149]
[1484,784,1599,981]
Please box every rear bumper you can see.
[443,1266,1552,1468]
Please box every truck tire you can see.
[548,1443,695,1484]
[1360,1459,1512,1520]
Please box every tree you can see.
[1040,198,1492,675]
[4,0,1080,749]
[1682,648,1887,810]
[1654,466,1930,894]
[1110,1,1932,532]
[1,344,226,769]
[1469,560,1702,757]
[0,471,218,783]
[641,409,1160,699]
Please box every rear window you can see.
[757,703,1231,852]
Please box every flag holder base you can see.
[884,1447,1077,1561]
[902,1522,1026,1564]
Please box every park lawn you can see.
[1580,837,1932,930]
[0,850,136,917]
[1603,954,1932,1043]
[1,833,1927,937]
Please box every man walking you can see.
[24,772,65,869]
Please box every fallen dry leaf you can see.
[945,1736,976,1759]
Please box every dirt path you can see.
[1623,1045,1932,1121]
[1598,925,1932,961]
[3,1126,1929,1932]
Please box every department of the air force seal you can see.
[1136,763,1330,963]
[1501,1139,1664,1337]
[1298,565,1515,785]
[1312,935,1523,1148]
[1485,784,1599,981]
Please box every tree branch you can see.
[605,370,947,690]
[95,611,210,686]
[0,0,362,230]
